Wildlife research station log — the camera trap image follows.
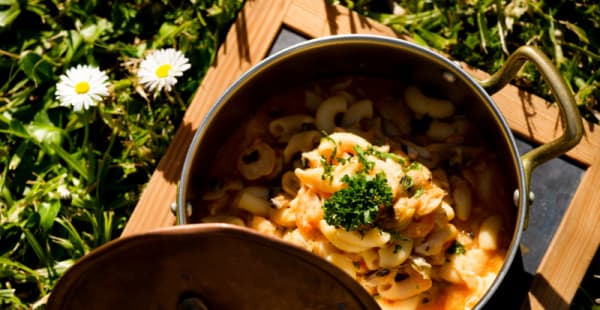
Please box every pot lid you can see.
[47,224,379,310]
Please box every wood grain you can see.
[121,0,293,236]
[526,156,600,309]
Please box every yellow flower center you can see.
[156,64,172,78]
[74,81,90,94]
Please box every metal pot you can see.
[176,35,583,308]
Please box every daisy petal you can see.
[137,48,191,93]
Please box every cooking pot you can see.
[48,35,582,310]
[176,35,583,308]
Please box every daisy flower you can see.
[55,65,109,111]
[137,48,191,93]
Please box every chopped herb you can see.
[336,157,348,164]
[412,186,424,198]
[353,261,361,269]
[393,244,402,254]
[323,172,393,231]
[400,175,414,192]
[447,241,467,255]
[320,157,333,181]
[386,230,404,241]
[406,161,423,171]
[367,147,406,165]
[353,145,375,171]
[320,134,338,163]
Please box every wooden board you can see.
[122,0,600,308]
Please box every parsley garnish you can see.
[405,162,423,171]
[353,145,375,172]
[400,175,414,192]
[323,172,393,231]
[320,134,338,163]
[412,186,424,198]
[447,241,466,255]
[320,157,333,181]
[366,147,406,165]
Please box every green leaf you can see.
[8,118,29,138]
[28,111,64,147]
[560,20,589,44]
[154,22,179,47]
[38,201,61,233]
[25,212,40,229]
[44,143,88,181]
[476,11,490,53]
[80,18,113,43]
[18,52,53,86]
[65,30,84,64]
[0,0,20,27]
[206,4,223,16]
[22,228,47,265]
[0,223,22,256]
[54,217,89,256]
[0,256,39,279]
[8,141,27,170]
[415,27,453,51]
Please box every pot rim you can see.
[177,34,528,309]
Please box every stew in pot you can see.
[193,77,515,310]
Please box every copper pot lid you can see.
[47,224,379,310]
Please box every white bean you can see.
[452,177,472,221]
[478,215,503,250]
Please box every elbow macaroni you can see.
[198,80,513,309]
[316,95,348,133]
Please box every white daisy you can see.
[137,48,191,93]
[55,64,109,111]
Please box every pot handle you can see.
[477,45,583,209]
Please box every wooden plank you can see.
[283,0,600,166]
[121,0,293,236]
[283,0,402,39]
[466,67,600,166]
[525,159,600,309]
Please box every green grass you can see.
[352,0,600,123]
[0,0,244,308]
[1,0,598,309]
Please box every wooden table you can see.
[122,0,600,308]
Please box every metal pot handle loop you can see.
[477,45,583,197]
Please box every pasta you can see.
[196,77,514,310]
[404,86,455,119]
[315,95,348,132]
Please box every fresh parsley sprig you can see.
[323,172,393,231]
